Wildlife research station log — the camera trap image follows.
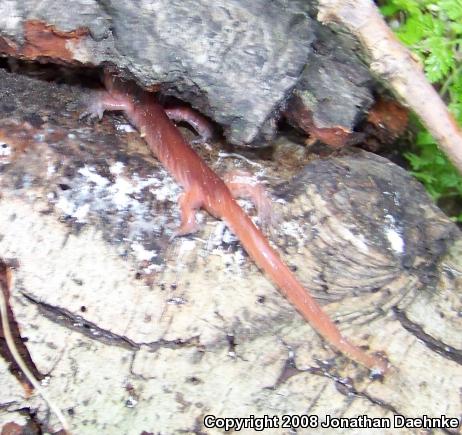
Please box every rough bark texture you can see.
[285,21,374,148]
[0,0,375,148]
[0,68,461,433]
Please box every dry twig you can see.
[0,260,70,433]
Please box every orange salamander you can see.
[85,73,388,374]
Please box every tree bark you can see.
[0,0,376,149]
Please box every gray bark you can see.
[0,0,374,147]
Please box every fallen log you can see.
[0,66,460,434]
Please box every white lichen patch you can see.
[207,221,237,249]
[47,163,56,177]
[384,214,404,254]
[232,248,247,268]
[109,161,125,176]
[222,226,238,245]
[57,163,172,220]
[200,221,249,274]
[55,195,78,218]
[109,164,180,206]
[280,219,309,249]
[147,170,182,202]
[108,176,138,210]
[72,203,91,222]
[78,165,110,187]
[385,228,404,254]
[177,239,197,255]
[280,219,304,238]
[131,241,157,262]
[52,162,182,264]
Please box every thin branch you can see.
[0,262,71,433]
[317,0,462,175]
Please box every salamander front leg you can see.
[171,187,204,239]
[80,91,131,121]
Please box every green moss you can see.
[380,0,462,221]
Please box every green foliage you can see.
[380,0,462,221]
[404,122,462,198]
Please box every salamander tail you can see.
[223,200,388,374]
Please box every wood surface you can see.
[0,68,460,434]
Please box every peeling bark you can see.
[0,0,375,149]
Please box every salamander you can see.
[84,73,387,374]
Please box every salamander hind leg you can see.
[171,186,204,239]
[165,107,215,144]
[224,170,276,230]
